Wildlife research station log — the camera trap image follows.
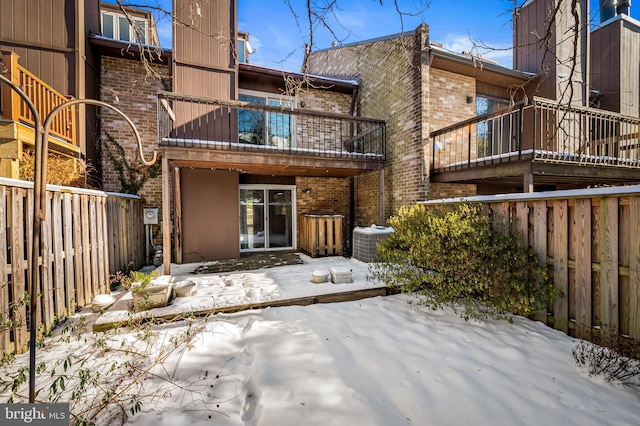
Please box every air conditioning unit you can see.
[352,225,394,263]
[144,208,159,225]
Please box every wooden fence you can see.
[0,178,144,357]
[423,185,640,343]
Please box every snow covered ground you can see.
[2,255,639,425]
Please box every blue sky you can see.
[118,0,639,71]
[238,0,518,69]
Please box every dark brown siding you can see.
[173,0,236,99]
[476,81,518,101]
[513,0,556,99]
[239,74,285,94]
[620,19,640,117]
[591,22,622,113]
[0,0,101,163]
[0,0,99,96]
[181,169,240,262]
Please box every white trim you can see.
[421,184,640,205]
[238,88,296,105]
[101,11,149,44]
[0,177,141,199]
[239,184,297,252]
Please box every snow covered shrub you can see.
[369,202,555,321]
[573,340,640,387]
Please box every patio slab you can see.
[93,254,393,331]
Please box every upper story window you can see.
[101,11,149,45]
[476,95,516,157]
[238,90,296,148]
[238,39,247,63]
[476,95,510,116]
[237,32,251,64]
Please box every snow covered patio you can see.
[2,253,639,425]
[93,253,394,331]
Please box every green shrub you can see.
[129,270,158,293]
[369,202,555,321]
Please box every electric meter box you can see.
[143,208,159,225]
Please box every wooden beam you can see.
[162,155,171,275]
[532,162,640,181]
[630,196,640,340]
[523,172,534,193]
[162,147,383,176]
[173,166,183,264]
[432,161,533,183]
[1,51,20,122]
[93,286,402,332]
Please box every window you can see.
[238,39,246,63]
[476,95,514,157]
[101,11,148,44]
[476,95,509,116]
[237,32,250,63]
[238,90,295,148]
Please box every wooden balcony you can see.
[431,97,640,191]
[0,51,79,177]
[157,92,385,177]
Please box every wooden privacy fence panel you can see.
[299,214,343,257]
[0,178,144,358]
[423,185,640,343]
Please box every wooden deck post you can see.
[523,172,534,193]
[0,51,21,178]
[1,51,20,122]
[173,166,182,264]
[379,168,385,225]
[162,155,171,275]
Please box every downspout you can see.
[349,85,359,116]
[349,84,359,249]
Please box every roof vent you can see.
[617,0,631,16]
[600,0,616,22]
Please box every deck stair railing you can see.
[431,97,640,171]
[1,51,77,146]
[157,91,386,161]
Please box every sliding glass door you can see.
[240,185,295,251]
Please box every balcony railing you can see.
[157,91,385,161]
[0,51,77,146]
[431,97,640,171]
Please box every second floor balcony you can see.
[157,92,385,177]
[431,97,640,191]
[0,51,78,155]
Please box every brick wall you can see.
[306,26,487,213]
[296,176,351,248]
[428,67,477,199]
[298,88,352,115]
[354,171,380,226]
[307,25,431,224]
[100,56,168,210]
